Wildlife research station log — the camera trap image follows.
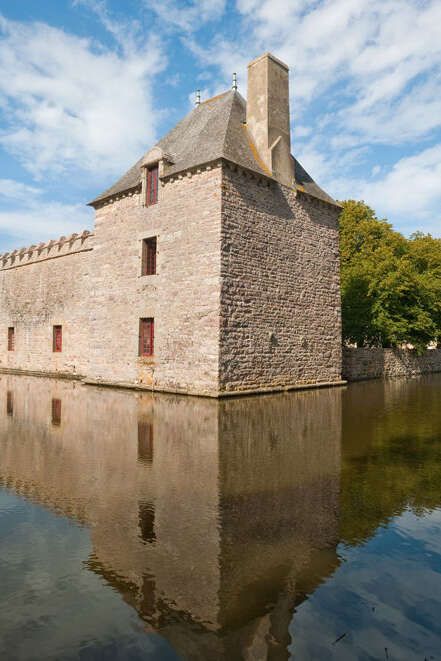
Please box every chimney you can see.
[246,52,293,187]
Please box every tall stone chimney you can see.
[246,52,293,187]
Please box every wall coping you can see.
[0,230,93,271]
[343,346,441,382]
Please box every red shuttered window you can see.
[142,238,157,276]
[146,165,158,206]
[53,325,62,352]
[139,318,154,357]
[7,327,15,351]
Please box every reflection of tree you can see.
[340,376,441,546]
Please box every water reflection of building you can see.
[0,375,342,660]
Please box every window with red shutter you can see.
[139,318,154,356]
[142,238,157,276]
[146,165,158,205]
[53,325,62,352]
[8,327,15,351]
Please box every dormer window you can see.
[140,149,173,207]
[146,165,158,205]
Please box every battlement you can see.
[0,230,93,271]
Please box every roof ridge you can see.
[199,90,231,106]
[219,90,239,157]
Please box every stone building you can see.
[0,52,343,397]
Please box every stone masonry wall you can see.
[0,233,93,377]
[0,161,344,396]
[219,164,342,392]
[88,164,222,394]
[343,347,441,381]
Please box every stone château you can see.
[0,53,343,397]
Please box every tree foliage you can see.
[339,200,441,350]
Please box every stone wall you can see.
[0,232,93,377]
[88,163,222,394]
[0,160,344,396]
[343,347,441,381]
[219,164,342,392]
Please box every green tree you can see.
[408,233,441,339]
[339,200,441,349]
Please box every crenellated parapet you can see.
[0,230,93,271]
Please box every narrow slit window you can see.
[139,318,154,357]
[53,325,62,352]
[146,165,158,206]
[7,327,15,351]
[51,398,62,425]
[142,238,157,276]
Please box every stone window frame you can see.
[140,148,174,208]
[146,165,159,206]
[141,237,157,276]
[139,318,154,357]
[53,325,62,353]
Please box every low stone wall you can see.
[343,347,441,381]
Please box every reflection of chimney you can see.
[246,52,293,187]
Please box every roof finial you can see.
[195,89,201,106]
[232,73,237,91]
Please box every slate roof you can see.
[89,90,339,207]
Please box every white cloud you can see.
[145,0,226,32]
[294,125,312,139]
[0,14,166,179]
[184,0,440,232]
[0,0,440,239]
[319,143,441,234]
[0,199,93,249]
[342,76,441,144]
[358,144,441,219]
[0,179,41,200]
[189,0,441,142]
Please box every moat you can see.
[1,373,441,660]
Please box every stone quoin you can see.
[0,53,344,396]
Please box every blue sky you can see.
[0,0,440,252]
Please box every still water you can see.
[1,374,441,660]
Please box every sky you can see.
[0,0,440,252]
